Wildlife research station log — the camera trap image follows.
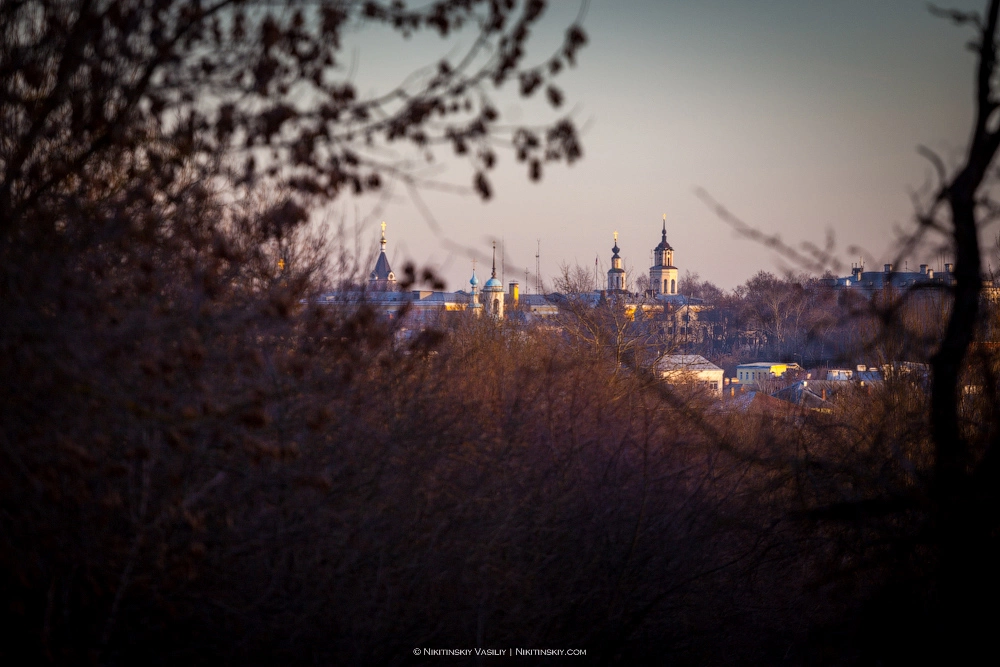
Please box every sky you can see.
[325,0,988,292]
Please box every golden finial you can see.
[613,230,618,242]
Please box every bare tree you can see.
[917,2,1000,658]
[0,0,587,242]
[553,260,598,294]
[0,1,592,661]
[716,4,1000,661]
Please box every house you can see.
[734,362,802,386]
[771,380,841,411]
[656,355,724,396]
[826,365,883,383]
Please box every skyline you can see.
[328,0,987,291]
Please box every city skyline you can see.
[329,0,987,291]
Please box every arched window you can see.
[670,279,676,294]
[663,279,668,293]
[493,298,500,313]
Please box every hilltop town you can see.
[329,217,998,411]
[4,1,1000,663]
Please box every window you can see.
[663,279,668,293]
[670,279,676,294]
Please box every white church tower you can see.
[483,242,505,319]
[649,214,678,296]
[469,261,482,317]
[607,232,626,292]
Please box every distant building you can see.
[519,293,559,320]
[324,222,478,323]
[826,365,883,383]
[368,221,397,290]
[657,354,724,396]
[327,218,705,333]
[468,265,482,316]
[771,380,847,410]
[649,214,679,296]
[823,262,955,292]
[735,362,802,385]
[728,390,804,417]
[483,242,505,320]
[607,232,626,292]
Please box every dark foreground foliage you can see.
[3,191,998,664]
[2,1,1000,665]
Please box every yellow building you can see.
[735,362,802,385]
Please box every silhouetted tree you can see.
[705,4,1000,663]
[0,0,585,230]
[0,1,590,662]
[680,270,724,303]
[910,2,1000,660]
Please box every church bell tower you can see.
[649,214,678,296]
[607,232,626,292]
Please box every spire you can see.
[608,231,625,291]
[483,241,503,318]
[654,214,673,257]
[369,220,395,288]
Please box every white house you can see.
[657,355,724,396]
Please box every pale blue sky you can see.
[329,0,986,291]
